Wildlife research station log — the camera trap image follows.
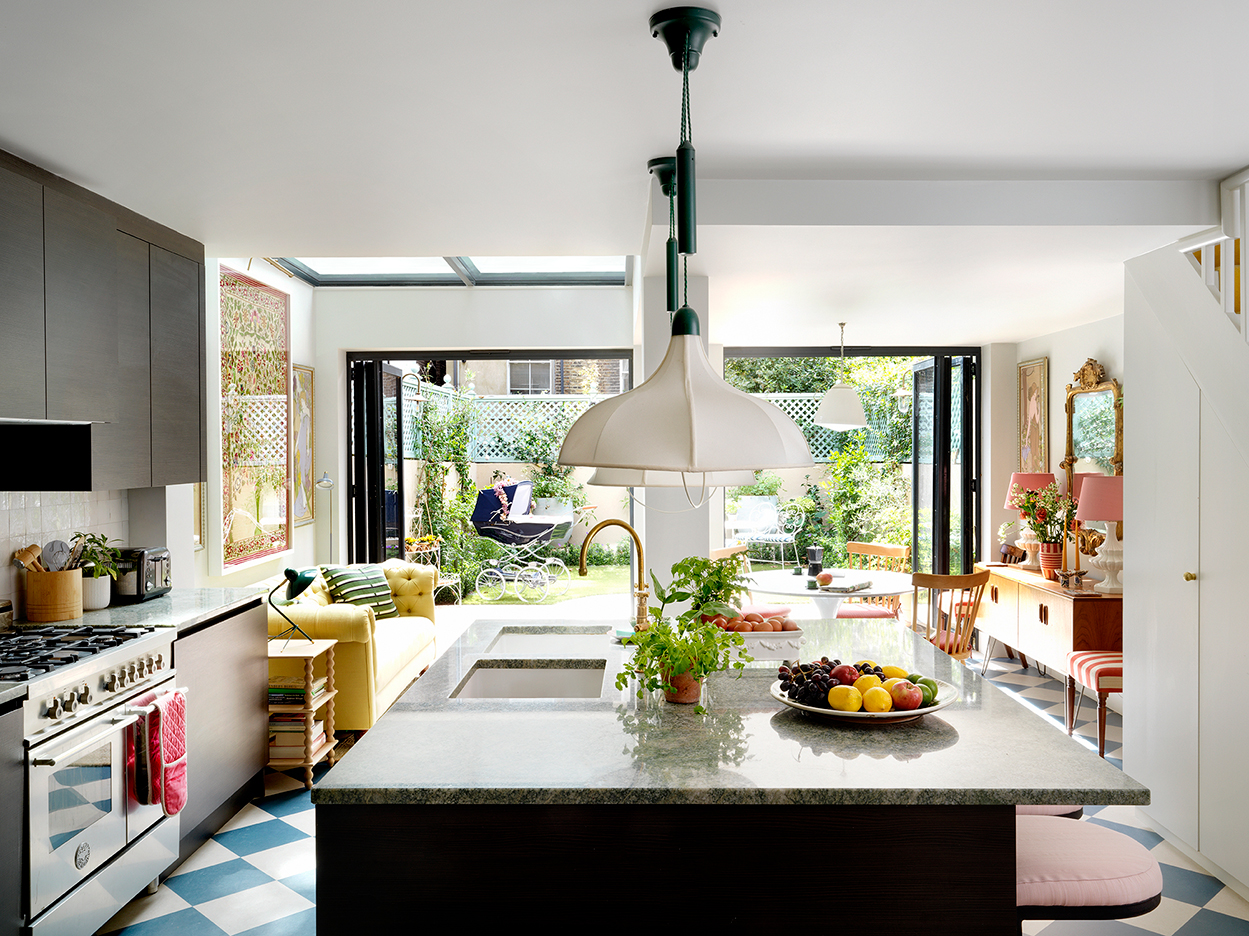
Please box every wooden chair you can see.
[910,570,990,662]
[709,544,791,619]
[837,541,910,620]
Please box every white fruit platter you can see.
[769,677,960,725]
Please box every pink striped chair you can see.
[1065,650,1123,758]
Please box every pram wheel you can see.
[514,566,549,603]
[475,567,507,601]
[543,558,571,597]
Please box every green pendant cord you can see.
[680,40,692,308]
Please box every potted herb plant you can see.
[650,552,753,621]
[71,532,122,610]
[616,613,750,705]
[616,556,754,705]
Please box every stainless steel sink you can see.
[450,659,608,699]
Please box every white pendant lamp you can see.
[586,467,757,487]
[558,308,813,473]
[813,322,867,431]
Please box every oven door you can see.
[27,710,140,919]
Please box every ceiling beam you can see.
[653,179,1220,228]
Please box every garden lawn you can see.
[463,564,630,606]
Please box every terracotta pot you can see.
[1037,542,1063,581]
[662,669,702,704]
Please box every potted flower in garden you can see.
[70,532,122,610]
[1006,482,1076,580]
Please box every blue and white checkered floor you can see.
[97,648,1249,935]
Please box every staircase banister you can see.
[1174,227,1228,253]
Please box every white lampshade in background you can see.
[587,467,757,488]
[812,383,867,431]
[558,312,813,473]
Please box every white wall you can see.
[312,285,633,565]
[196,258,317,588]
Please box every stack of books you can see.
[269,675,327,707]
[269,715,325,759]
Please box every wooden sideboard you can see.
[976,564,1122,674]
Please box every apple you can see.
[830,663,860,686]
[889,680,924,711]
[815,571,834,586]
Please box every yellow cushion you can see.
[380,560,437,619]
[372,616,435,691]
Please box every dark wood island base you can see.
[317,803,1015,930]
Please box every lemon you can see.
[883,677,905,692]
[854,659,878,669]
[862,686,893,712]
[828,685,863,712]
[881,665,910,680]
[853,673,883,695]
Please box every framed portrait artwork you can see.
[291,364,315,526]
[1018,357,1048,472]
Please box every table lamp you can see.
[1004,472,1055,572]
[1075,475,1123,594]
[268,567,319,642]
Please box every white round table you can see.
[748,568,913,619]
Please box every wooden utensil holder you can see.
[26,568,83,621]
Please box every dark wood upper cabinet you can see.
[43,187,118,422]
[151,244,202,485]
[92,232,153,489]
[0,165,47,419]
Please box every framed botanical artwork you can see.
[1018,357,1048,472]
[219,268,291,566]
[292,365,315,526]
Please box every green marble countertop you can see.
[313,618,1149,807]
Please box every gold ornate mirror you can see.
[1061,358,1122,552]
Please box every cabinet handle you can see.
[1184,572,1197,581]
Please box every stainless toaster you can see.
[112,546,172,603]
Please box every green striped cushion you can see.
[320,565,399,619]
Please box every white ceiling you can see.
[2,1,1244,344]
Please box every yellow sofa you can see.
[267,560,438,730]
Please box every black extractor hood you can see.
[0,423,97,490]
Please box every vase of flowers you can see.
[1007,482,1076,581]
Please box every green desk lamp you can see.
[268,567,319,643]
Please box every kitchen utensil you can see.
[65,538,85,570]
[13,544,48,572]
[42,540,71,572]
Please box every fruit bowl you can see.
[768,677,959,724]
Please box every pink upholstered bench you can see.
[1017,815,1162,929]
[1065,650,1123,757]
[1016,804,1083,819]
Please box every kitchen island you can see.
[314,618,1148,930]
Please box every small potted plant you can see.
[1006,481,1076,580]
[650,552,753,622]
[70,532,122,610]
[616,613,750,704]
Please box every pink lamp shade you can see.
[1005,472,1056,509]
[1075,475,1123,522]
[1071,472,1101,501]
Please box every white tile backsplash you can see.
[0,490,130,615]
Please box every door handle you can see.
[1184,572,1197,581]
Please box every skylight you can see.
[276,256,626,287]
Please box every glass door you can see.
[912,356,978,575]
[348,359,385,563]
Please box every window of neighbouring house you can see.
[508,360,554,395]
